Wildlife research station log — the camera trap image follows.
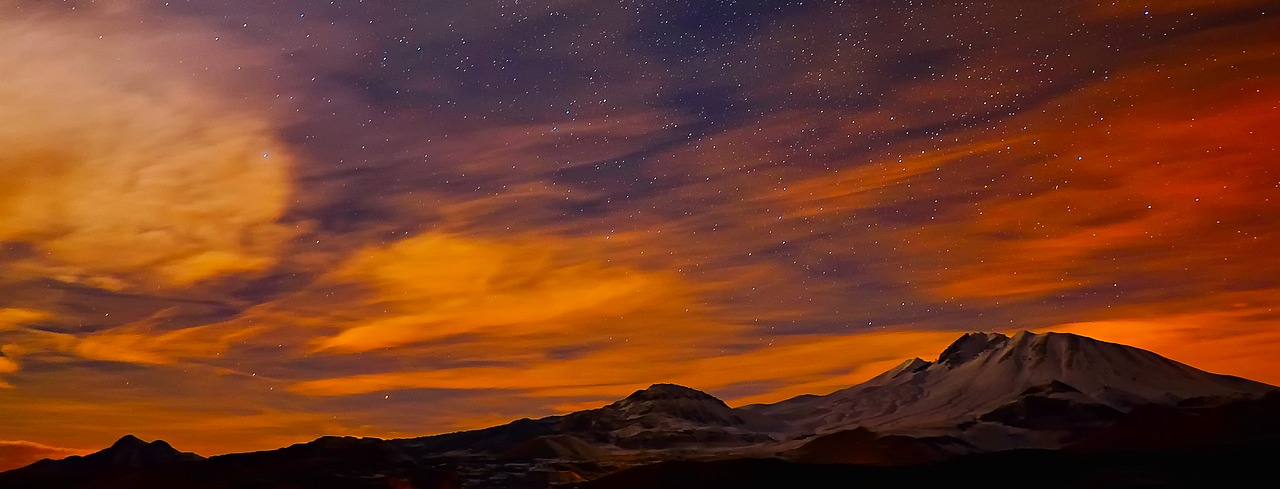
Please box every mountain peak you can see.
[756,330,1278,443]
[110,434,148,449]
[106,435,179,454]
[0,434,203,481]
[603,384,750,429]
[937,332,1009,366]
[93,435,199,469]
[623,383,721,403]
[879,357,932,380]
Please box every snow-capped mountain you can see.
[747,331,1274,447]
[559,383,787,446]
[403,383,784,456]
[5,331,1277,488]
[415,331,1274,455]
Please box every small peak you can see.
[937,332,1009,366]
[95,434,197,468]
[624,383,718,402]
[1009,330,1040,344]
[888,357,932,377]
[110,434,148,449]
[608,384,744,426]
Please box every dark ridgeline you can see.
[3,332,1277,489]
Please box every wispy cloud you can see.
[0,440,89,472]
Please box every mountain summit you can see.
[748,331,1275,448]
[606,384,742,425]
[620,383,726,403]
[552,383,785,449]
[95,435,189,469]
[0,435,203,487]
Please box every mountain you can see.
[3,331,1276,488]
[746,331,1274,448]
[555,383,785,449]
[0,435,202,488]
[400,383,782,457]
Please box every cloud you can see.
[0,306,263,370]
[2,1,1278,458]
[288,327,964,411]
[0,308,51,387]
[837,15,1280,305]
[0,440,89,472]
[0,5,293,290]
[282,230,952,406]
[0,308,49,331]
[68,321,266,367]
[309,231,714,354]
[0,356,17,389]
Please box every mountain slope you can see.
[557,383,785,449]
[0,435,203,488]
[747,331,1274,444]
[400,383,783,456]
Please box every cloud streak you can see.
[0,440,88,472]
[0,3,294,290]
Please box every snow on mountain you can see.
[557,383,785,449]
[747,331,1275,441]
[607,383,744,427]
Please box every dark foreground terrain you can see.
[580,445,1280,489]
[3,443,1277,489]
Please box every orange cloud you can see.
[0,356,17,389]
[310,231,713,354]
[289,327,963,409]
[0,308,51,387]
[68,322,265,366]
[0,308,49,331]
[0,6,293,290]
[0,440,89,472]
[771,137,1033,219]
[882,17,1280,302]
[0,307,264,369]
[4,1,1278,459]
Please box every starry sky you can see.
[1,0,1278,465]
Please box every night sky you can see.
[1,0,1278,464]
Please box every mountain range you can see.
[3,331,1276,488]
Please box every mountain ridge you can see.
[3,331,1275,488]
[745,330,1274,447]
